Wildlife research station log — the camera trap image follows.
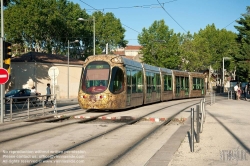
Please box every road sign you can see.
[48,67,59,78]
[0,68,9,84]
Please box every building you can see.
[113,45,143,62]
[8,52,84,99]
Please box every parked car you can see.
[5,89,32,103]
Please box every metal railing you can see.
[190,98,206,152]
[3,94,57,122]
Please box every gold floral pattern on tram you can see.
[78,90,126,110]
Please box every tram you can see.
[78,55,205,110]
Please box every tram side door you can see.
[176,76,180,97]
[126,69,132,106]
[201,78,205,95]
[185,77,189,96]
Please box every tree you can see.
[4,0,88,55]
[234,6,250,82]
[138,20,181,69]
[93,11,127,54]
[180,24,238,75]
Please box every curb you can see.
[73,115,188,123]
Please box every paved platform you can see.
[148,95,250,166]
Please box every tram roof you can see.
[142,63,160,72]
[121,57,142,68]
[188,71,205,77]
[160,68,172,74]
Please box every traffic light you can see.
[3,41,12,74]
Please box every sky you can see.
[70,0,249,46]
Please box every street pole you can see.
[78,17,95,55]
[67,40,69,99]
[1,0,4,123]
[210,65,212,93]
[223,57,224,93]
[93,16,95,55]
[222,57,231,93]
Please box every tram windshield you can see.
[81,61,110,94]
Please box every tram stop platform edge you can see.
[148,95,250,166]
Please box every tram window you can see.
[126,69,131,94]
[181,77,185,90]
[81,61,110,94]
[193,77,201,90]
[197,78,201,89]
[176,76,181,89]
[137,71,143,92]
[146,72,152,93]
[132,70,137,93]
[193,78,196,90]
[109,67,124,94]
[185,77,189,89]
[156,73,160,92]
[164,75,167,91]
[152,73,156,92]
[80,68,86,91]
[164,75,172,91]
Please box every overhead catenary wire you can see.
[79,0,170,33]
[157,0,187,33]
[81,0,177,11]
[224,16,242,29]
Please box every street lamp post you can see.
[68,40,79,99]
[78,16,95,55]
[222,57,231,93]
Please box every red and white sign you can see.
[0,68,9,84]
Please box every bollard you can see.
[27,98,30,119]
[214,92,216,103]
[210,92,212,105]
[53,94,57,114]
[230,91,232,100]
[196,105,200,143]
[200,99,204,122]
[191,108,194,152]
[42,96,45,116]
[10,98,13,122]
[203,98,206,122]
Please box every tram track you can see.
[0,112,113,144]
[29,99,202,165]
[106,102,199,165]
[0,108,114,132]
[0,97,222,166]
[0,96,218,144]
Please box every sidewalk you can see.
[168,96,250,166]
[56,98,78,103]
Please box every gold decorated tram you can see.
[78,55,205,110]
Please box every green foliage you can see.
[4,0,86,54]
[180,24,238,73]
[93,11,127,54]
[3,0,126,58]
[2,0,250,82]
[234,6,250,81]
[138,20,181,69]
